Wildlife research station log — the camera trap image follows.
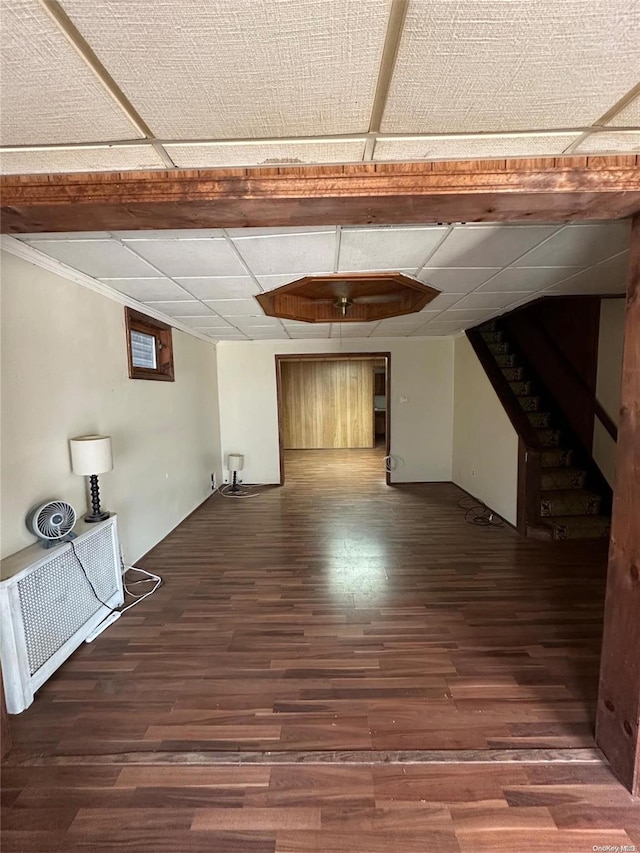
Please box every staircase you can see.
[478,321,611,540]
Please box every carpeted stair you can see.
[479,322,611,540]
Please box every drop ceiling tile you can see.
[145,301,214,317]
[0,2,139,145]
[113,229,224,239]
[62,0,390,139]
[446,309,492,322]
[425,293,467,310]
[373,133,580,162]
[122,238,247,277]
[101,278,193,301]
[338,226,448,271]
[417,267,502,293]
[257,274,305,291]
[183,316,235,328]
[474,267,582,293]
[226,227,336,238]
[244,330,291,340]
[574,131,640,153]
[232,232,336,276]
[514,223,630,268]
[233,316,285,328]
[454,292,534,310]
[175,277,259,300]
[416,329,458,337]
[546,252,630,294]
[28,239,158,278]
[606,94,640,126]
[0,145,165,175]
[166,139,366,168]
[203,298,264,316]
[20,232,109,241]
[425,226,558,268]
[382,2,640,133]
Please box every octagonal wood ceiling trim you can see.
[255,272,440,323]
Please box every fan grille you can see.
[33,501,76,539]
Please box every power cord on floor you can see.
[217,483,261,499]
[456,496,505,528]
[68,539,162,642]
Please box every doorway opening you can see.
[275,353,391,486]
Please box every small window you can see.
[125,308,174,381]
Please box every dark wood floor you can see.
[3,448,639,850]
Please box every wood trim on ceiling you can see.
[2,156,639,233]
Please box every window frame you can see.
[125,307,175,382]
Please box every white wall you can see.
[593,298,626,487]
[216,337,454,484]
[1,251,221,562]
[452,335,519,526]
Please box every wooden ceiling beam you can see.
[1,156,639,233]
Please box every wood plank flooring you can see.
[3,448,638,850]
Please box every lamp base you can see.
[84,510,110,523]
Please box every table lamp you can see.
[69,435,113,522]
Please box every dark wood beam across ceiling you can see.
[1,156,639,233]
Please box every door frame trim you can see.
[275,352,392,485]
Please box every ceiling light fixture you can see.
[334,296,353,317]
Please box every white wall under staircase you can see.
[452,335,519,527]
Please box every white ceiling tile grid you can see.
[0,0,140,146]
[338,227,448,271]
[373,133,581,162]
[122,238,249,277]
[381,1,640,134]
[16,221,630,341]
[231,232,336,277]
[26,239,158,278]
[574,131,640,153]
[165,139,367,168]
[59,0,391,139]
[0,144,166,175]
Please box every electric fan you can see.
[27,500,77,549]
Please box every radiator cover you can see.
[0,516,123,713]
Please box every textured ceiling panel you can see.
[514,224,630,268]
[605,94,640,126]
[574,131,640,153]
[144,301,214,317]
[454,291,533,310]
[0,1,140,145]
[166,140,366,168]
[174,277,259,300]
[0,144,165,174]
[425,226,558,268]
[547,252,630,294]
[101,277,193,301]
[474,267,582,293]
[27,239,157,278]
[382,1,640,133]
[418,267,502,292]
[61,0,390,139]
[122,239,248,277]
[338,227,448,271]
[232,232,336,276]
[373,134,579,162]
[203,299,264,316]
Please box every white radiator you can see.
[0,515,123,713]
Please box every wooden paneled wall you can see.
[280,360,374,449]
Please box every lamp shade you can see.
[70,435,113,476]
[227,453,244,472]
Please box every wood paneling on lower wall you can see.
[281,360,374,449]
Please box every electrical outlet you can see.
[211,473,217,491]
[472,468,476,477]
